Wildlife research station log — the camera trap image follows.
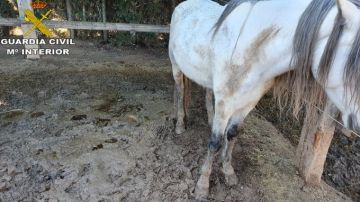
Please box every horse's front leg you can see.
[172,66,186,134]
[196,100,229,200]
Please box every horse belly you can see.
[181,63,212,88]
[170,40,213,88]
[169,2,222,89]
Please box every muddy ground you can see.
[0,42,356,201]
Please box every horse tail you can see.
[183,75,192,117]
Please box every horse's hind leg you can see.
[196,99,229,200]
[221,110,248,186]
[221,88,271,186]
[206,89,214,127]
[222,126,240,186]
[172,65,187,134]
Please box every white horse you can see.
[169,0,360,200]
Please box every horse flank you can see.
[226,26,280,94]
[214,0,360,125]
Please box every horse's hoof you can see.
[225,173,238,186]
[195,186,209,201]
[175,125,186,134]
[196,197,208,202]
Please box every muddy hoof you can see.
[175,125,186,134]
[196,197,208,202]
[195,186,209,201]
[225,173,238,186]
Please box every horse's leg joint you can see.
[208,132,222,153]
[227,124,239,141]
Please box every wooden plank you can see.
[296,101,338,186]
[0,18,170,33]
[0,18,19,26]
[16,0,40,59]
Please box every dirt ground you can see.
[0,42,354,201]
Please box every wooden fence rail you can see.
[0,18,170,33]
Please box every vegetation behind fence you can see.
[0,0,229,46]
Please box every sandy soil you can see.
[0,42,353,201]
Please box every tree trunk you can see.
[171,0,177,11]
[82,4,86,21]
[102,0,107,41]
[65,0,74,38]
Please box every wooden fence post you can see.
[296,101,338,186]
[65,0,74,38]
[102,0,107,41]
[16,0,40,59]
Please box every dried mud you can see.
[0,42,353,201]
